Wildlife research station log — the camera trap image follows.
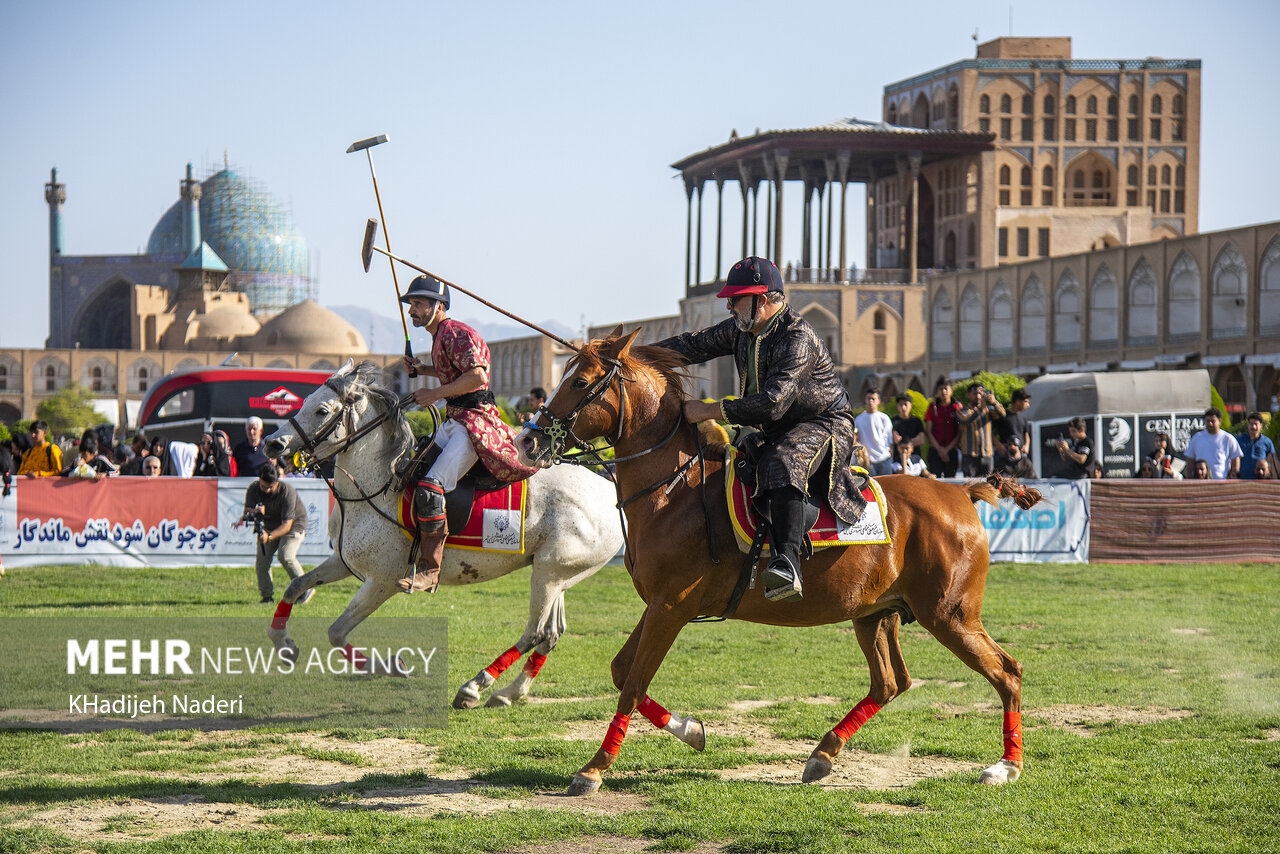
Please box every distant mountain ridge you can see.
[329,305,577,355]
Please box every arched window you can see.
[91,366,103,392]
[966,221,977,257]
[874,309,886,331]
[1000,93,1012,113]
[999,164,1011,184]
[1073,170,1085,189]
[1172,93,1184,115]
[1092,170,1107,189]
[1148,165,1157,185]
[1086,94,1098,114]
[931,290,954,357]
[1212,243,1249,337]
[1043,94,1055,113]
[1021,94,1032,114]
[1043,165,1054,186]
[1021,275,1046,351]
[887,103,898,124]
[1054,271,1081,350]
[1175,165,1185,186]
[1128,94,1139,114]
[1168,251,1201,339]
[1089,264,1118,344]
[989,281,1014,354]
[1127,260,1158,344]
[1107,96,1118,115]
[1161,165,1171,184]
[1127,165,1139,185]
[1260,237,1280,335]
[1151,94,1163,114]
[947,84,959,129]
[959,284,983,356]
[1021,166,1032,186]
[1065,95,1076,114]
[979,94,990,114]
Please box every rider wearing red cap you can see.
[656,256,863,603]
[397,274,538,593]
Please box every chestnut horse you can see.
[517,330,1035,796]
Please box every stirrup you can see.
[761,554,802,603]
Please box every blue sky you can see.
[1,0,1276,349]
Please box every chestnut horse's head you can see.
[517,327,690,468]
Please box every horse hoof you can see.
[485,693,513,708]
[979,759,1022,785]
[802,755,833,784]
[567,773,601,797]
[672,717,705,752]
[452,688,481,710]
[278,645,298,665]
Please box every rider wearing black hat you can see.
[655,256,863,603]
[397,274,538,593]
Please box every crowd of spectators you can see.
[0,417,320,486]
[844,377,1279,483]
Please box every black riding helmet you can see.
[400,274,451,310]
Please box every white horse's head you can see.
[265,359,389,462]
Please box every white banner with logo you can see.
[973,478,1090,563]
[215,478,334,562]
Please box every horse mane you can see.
[572,338,693,402]
[329,360,415,466]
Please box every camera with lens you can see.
[240,508,266,537]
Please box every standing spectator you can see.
[1235,412,1277,479]
[61,436,114,481]
[1055,416,1095,480]
[520,387,548,424]
[924,377,962,477]
[891,395,925,450]
[1146,431,1181,479]
[1184,408,1242,480]
[18,420,63,478]
[232,417,270,476]
[214,430,237,476]
[141,456,162,478]
[1254,459,1273,480]
[996,388,1032,466]
[956,383,1006,477]
[240,462,311,604]
[1189,459,1211,480]
[996,440,1035,479]
[854,388,895,476]
[119,434,149,475]
[194,431,232,477]
[1,438,14,497]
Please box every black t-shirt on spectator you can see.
[233,440,270,478]
[892,415,924,445]
[1065,436,1095,479]
[999,411,1029,451]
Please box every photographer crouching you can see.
[238,462,312,604]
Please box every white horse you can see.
[264,360,623,708]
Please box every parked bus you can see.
[136,365,333,446]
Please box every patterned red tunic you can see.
[431,318,539,483]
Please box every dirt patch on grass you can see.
[502,837,717,854]
[724,696,843,713]
[1030,704,1193,737]
[7,795,286,842]
[1171,627,1211,635]
[719,745,980,789]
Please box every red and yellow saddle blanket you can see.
[725,449,891,554]
[397,479,529,553]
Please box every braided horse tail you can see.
[966,473,1044,510]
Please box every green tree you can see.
[1209,386,1232,431]
[404,410,440,439]
[35,384,104,439]
[0,422,10,443]
[951,371,1028,407]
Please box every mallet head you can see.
[346,134,389,153]
[361,218,378,272]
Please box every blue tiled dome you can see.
[147,169,309,316]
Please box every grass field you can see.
[0,558,1278,853]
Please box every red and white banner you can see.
[0,478,332,568]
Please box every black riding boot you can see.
[762,486,807,603]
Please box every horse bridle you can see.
[525,358,631,464]
[288,378,415,466]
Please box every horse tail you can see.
[967,473,1043,510]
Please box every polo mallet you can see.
[362,218,580,352]
[347,134,417,374]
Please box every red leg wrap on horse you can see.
[271,602,293,630]
[1003,711,1023,762]
[484,645,523,679]
[600,712,631,756]
[832,696,882,742]
[341,643,367,669]
[637,695,672,729]
[522,651,548,678]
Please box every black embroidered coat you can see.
[656,307,865,523]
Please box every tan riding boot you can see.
[399,522,448,593]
